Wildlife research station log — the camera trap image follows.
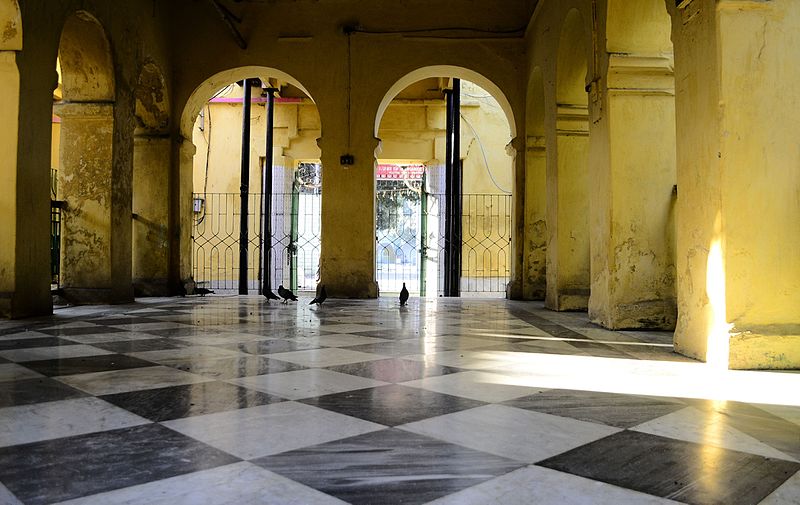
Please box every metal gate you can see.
[424,192,511,297]
[192,164,321,293]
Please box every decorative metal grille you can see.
[376,179,423,293]
[50,201,63,287]
[192,165,322,293]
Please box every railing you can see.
[50,201,63,287]
[192,191,321,293]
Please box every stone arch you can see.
[132,61,171,295]
[523,66,547,300]
[374,65,516,140]
[53,10,118,303]
[180,66,316,140]
[374,66,516,298]
[177,66,321,293]
[547,7,591,311]
[58,11,114,102]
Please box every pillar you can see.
[546,104,590,311]
[671,0,800,369]
[588,54,677,329]
[0,51,20,317]
[132,135,170,295]
[172,137,196,290]
[52,102,118,303]
[522,134,546,300]
[507,136,529,300]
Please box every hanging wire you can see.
[459,112,512,194]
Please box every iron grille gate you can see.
[193,187,321,293]
[376,189,511,297]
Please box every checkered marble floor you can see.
[0,295,797,505]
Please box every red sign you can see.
[376,164,425,181]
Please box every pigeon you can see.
[399,282,409,306]
[195,287,214,297]
[277,285,298,304]
[263,288,280,303]
[309,285,327,306]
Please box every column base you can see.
[590,299,677,330]
[59,287,133,305]
[546,289,589,311]
[729,327,800,370]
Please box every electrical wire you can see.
[459,112,511,194]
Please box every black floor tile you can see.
[253,428,524,505]
[37,326,126,337]
[0,377,87,408]
[326,358,462,383]
[0,336,77,351]
[503,389,687,428]
[100,381,285,421]
[299,384,485,426]
[0,423,240,505]
[167,355,306,379]
[538,430,800,505]
[22,354,157,377]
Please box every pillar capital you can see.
[607,54,675,95]
[52,101,113,119]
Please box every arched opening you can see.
[375,69,514,298]
[588,0,677,329]
[132,61,170,296]
[523,66,547,300]
[0,0,22,316]
[182,68,322,295]
[547,8,591,311]
[52,11,116,303]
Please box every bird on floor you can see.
[310,285,327,306]
[277,285,298,304]
[195,287,214,297]
[263,288,280,303]
[399,282,409,306]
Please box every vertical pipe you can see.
[290,179,300,291]
[452,78,462,297]
[260,88,276,295]
[238,80,252,295]
[443,88,454,296]
[419,173,428,298]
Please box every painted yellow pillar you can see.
[133,135,170,295]
[508,136,526,299]
[174,137,196,287]
[319,138,379,298]
[672,0,800,369]
[588,55,677,329]
[546,104,590,311]
[53,102,116,303]
[523,135,546,300]
[0,51,19,316]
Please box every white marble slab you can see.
[173,333,265,346]
[163,402,385,460]
[405,350,513,370]
[425,465,681,505]
[0,331,54,341]
[56,366,213,395]
[268,348,388,368]
[0,397,150,447]
[311,334,390,347]
[316,323,384,334]
[756,404,800,427]
[632,407,798,461]
[54,462,347,505]
[0,363,43,382]
[0,345,114,362]
[760,469,800,505]
[129,346,245,364]
[402,371,543,403]
[228,369,387,400]
[401,404,620,463]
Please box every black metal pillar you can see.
[443,88,454,296]
[259,87,277,295]
[238,80,252,295]
[450,78,462,297]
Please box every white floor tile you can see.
[268,348,388,368]
[163,402,384,459]
[0,345,113,362]
[229,369,387,400]
[56,366,212,395]
[401,404,620,463]
[402,371,543,402]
